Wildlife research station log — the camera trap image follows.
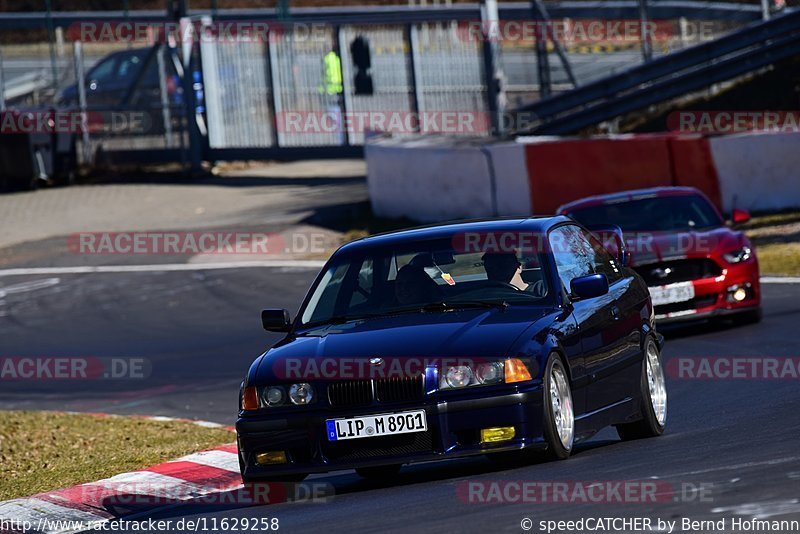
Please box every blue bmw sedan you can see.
[237,217,667,482]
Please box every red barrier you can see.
[524,135,673,214]
[667,135,722,209]
[523,134,722,214]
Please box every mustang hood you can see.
[626,227,742,266]
[254,307,553,384]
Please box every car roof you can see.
[557,186,702,213]
[337,216,571,253]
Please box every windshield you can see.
[566,194,724,232]
[299,236,551,327]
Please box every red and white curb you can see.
[0,414,242,534]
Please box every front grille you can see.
[323,431,433,462]
[655,295,718,315]
[375,375,425,403]
[635,259,722,286]
[327,375,425,407]
[327,380,372,407]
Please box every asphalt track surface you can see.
[2,268,800,533]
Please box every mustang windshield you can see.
[299,237,551,327]
[567,194,724,232]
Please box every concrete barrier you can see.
[710,131,800,212]
[366,130,800,223]
[366,136,530,222]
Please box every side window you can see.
[581,229,623,284]
[549,225,595,290]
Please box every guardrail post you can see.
[73,41,92,166]
[638,0,653,61]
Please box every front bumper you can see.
[237,383,544,478]
[652,261,760,323]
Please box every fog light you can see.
[727,283,751,303]
[481,426,516,444]
[255,451,287,465]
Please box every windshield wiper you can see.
[419,300,509,312]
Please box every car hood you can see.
[626,226,743,266]
[253,307,553,384]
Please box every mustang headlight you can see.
[723,246,752,264]
[289,383,315,405]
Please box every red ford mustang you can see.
[558,187,761,324]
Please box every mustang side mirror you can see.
[570,274,609,301]
[732,208,751,225]
[262,309,292,332]
[587,224,630,266]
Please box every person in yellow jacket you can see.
[321,46,344,144]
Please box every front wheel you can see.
[543,355,574,460]
[616,336,667,441]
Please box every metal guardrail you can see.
[0,2,763,30]
[513,8,800,135]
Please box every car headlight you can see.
[440,361,508,389]
[445,365,474,388]
[723,246,752,264]
[289,383,314,405]
[475,362,504,385]
[262,386,285,407]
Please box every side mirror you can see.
[732,208,751,225]
[570,274,609,301]
[588,224,630,266]
[261,309,291,332]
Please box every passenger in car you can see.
[395,264,441,305]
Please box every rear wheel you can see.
[616,336,667,440]
[542,355,574,460]
[355,464,402,480]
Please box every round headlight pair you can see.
[261,383,314,407]
[444,362,504,388]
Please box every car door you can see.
[549,225,637,414]
[577,227,643,412]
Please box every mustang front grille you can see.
[635,259,722,286]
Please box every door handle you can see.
[610,305,621,320]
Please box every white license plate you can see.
[649,282,695,306]
[326,410,427,441]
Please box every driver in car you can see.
[482,252,529,291]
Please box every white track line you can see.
[0,260,326,277]
[761,276,800,284]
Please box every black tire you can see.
[616,336,667,441]
[355,464,402,480]
[542,354,574,460]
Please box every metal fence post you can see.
[480,0,505,136]
[0,47,6,111]
[157,44,174,148]
[406,24,424,132]
[73,41,92,165]
[335,25,351,146]
[638,0,654,61]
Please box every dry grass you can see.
[0,411,233,501]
